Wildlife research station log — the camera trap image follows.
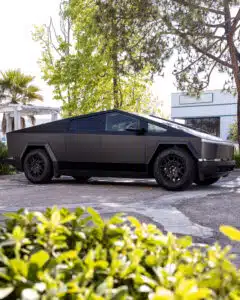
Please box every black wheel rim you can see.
[27,154,45,178]
[159,154,186,184]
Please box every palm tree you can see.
[0,69,43,134]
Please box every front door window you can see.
[106,112,139,132]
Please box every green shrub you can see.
[0,207,239,300]
[228,121,238,142]
[0,142,8,159]
[0,142,14,175]
[234,151,240,168]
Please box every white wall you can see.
[172,90,236,107]
[171,90,237,119]
[171,90,237,140]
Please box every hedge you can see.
[0,142,14,175]
[0,207,239,300]
[234,151,240,169]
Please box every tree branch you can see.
[203,21,227,28]
[230,8,240,36]
[172,0,225,15]
[204,44,229,88]
[174,38,224,75]
[48,18,62,57]
[202,61,218,89]
[190,42,233,69]
[171,26,233,69]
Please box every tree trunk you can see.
[110,2,119,109]
[223,0,240,146]
[112,54,119,108]
[237,90,240,147]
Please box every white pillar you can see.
[13,109,21,130]
[6,113,12,133]
[51,112,58,122]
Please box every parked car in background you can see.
[6,109,235,191]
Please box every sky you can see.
[0,0,59,107]
[0,0,228,116]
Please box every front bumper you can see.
[198,159,236,180]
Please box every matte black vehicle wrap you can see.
[6,109,235,190]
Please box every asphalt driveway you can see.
[0,171,240,264]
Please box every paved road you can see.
[0,171,240,264]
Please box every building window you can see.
[184,117,220,136]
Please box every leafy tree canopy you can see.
[34,0,163,117]
[229,120,238,142]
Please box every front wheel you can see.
[194,177,220,186]
[23,149,53,184]
[154,148,195,191]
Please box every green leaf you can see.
[145,255,157,266]
[30,250,49,268]
[9,259,28,277]
[186,288,212,300]
[220,225,240,241]
[87,207,104,229]
[108,213,125,225]
[61,214,76,224]
[57,251,78,262]
[34,212,48,224]
[51,210,61,227]
[12,226,25,241]
[177,236,192,248]
[3,212,20,219]
[0,287,14,299]
[128,216,141,228]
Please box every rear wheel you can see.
[154,148,195,191]
[23,149,53,184]
[73,176,90,183]
[195,177,220,186]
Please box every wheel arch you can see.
[147,143,198,177]
[20,144,59,176]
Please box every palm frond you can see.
[0,69,42,104]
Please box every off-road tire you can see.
[23,149,53,184]
[154,148,195,191]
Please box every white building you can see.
[171,90,237,140]
[0,104,60,143]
